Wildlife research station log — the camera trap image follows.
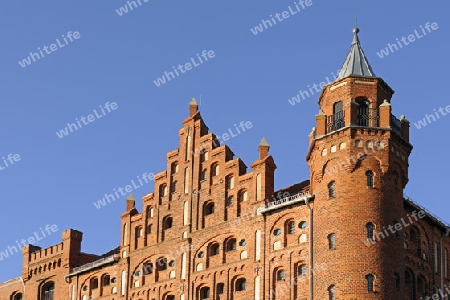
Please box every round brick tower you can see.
[307,28,413,299]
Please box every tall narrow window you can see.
[217,283,224,294]
[333,101,344,130]
[287,221,295,234]
[328,181,336,198]
[328,233,336,250]
[394,273,400,290]
[200,169,207,181]
[171,181,178,193]
[393,171,399,186]
[365,274,374,292]
[366,223,375,240]
[299,264,307,276]
[211,163,219,176]
[328,285,336,300]
[366,171,374,188]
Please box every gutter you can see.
[305,197,313,300]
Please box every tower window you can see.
[226,196,234,206]
[287,221,295,234]
[200,286,210,299]
[200,169,207,181]
[328,233,336,250]
[299,264,307,276]
[164,217,173,229]
[210,243,220,256]
[211,163,219,176]
[277,270,286,281]
[365,274,374,292]
[235,278,246,291]
[204,202,214,216]
[226,238,237,252]
[366,223,375,240]
[217,283,224,294]
[328,181,336,198]
[366,171,374,188]
[171,181,178,193]
[299,221,307,229]
[393,171,399,186]
[394,273,400,290]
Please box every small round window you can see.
[169,260,175,267]
[239,239,246,246]
[274,229,281,236]
[299,221,307,229]
[198,252,205,258]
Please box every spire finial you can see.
[353,13,359,35]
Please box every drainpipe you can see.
[305,196,313,300]
[440,232,444,296]
[20,277,25,298]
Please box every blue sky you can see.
[0,0,449,281]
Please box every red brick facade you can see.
[2,68,450,300]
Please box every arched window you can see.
[394,273,400,290]
[277,269,286,281]
[13,293,23,300]
[332,101,344,130]
[170,181,178,193]
[357,97,371,127]
[210,243,220,256]
[164,217,173,229]
[328,285,336,300]
[410,228,418,242]
[42,281,55,300]
[238,190,248,202]
[200,150,208,163]
[200,286,210,299]
[143,262,153,275]
[328,233,336,250]
[226,238,237,252]
[157,257,167,270]
[226,175,234,189]
[102,274,111,286]
[171,162,178,174]
[226,196,234,206]
[235,278,246,291]
[204,202,214,216]
[366,171,374,188]
[393,171,399,186]
[328,181,336,198]
[287,221,295,234]
[217,283,224,294]
[91,278,99,290]
[365,274,374,292]
[405,270,412,287]
[298,264,307,276]
[159,184,167,197]
[366,223,375,240]
[211,163,219,176]
[200,169,207,181]
[417,276,425,294]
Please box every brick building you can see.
[1,27,450,300]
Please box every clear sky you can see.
[0,0,449,281]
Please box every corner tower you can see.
[307,28,413,299]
